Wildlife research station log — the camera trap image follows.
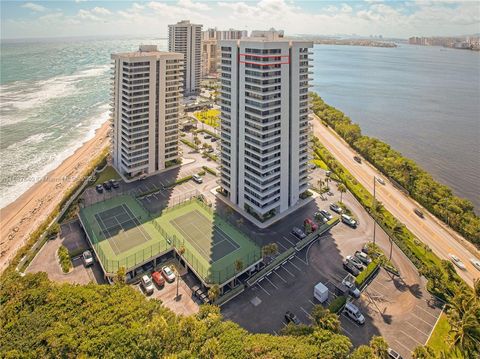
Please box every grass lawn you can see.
[427,312,464,358]
[92,166,120,186]
[310,159,329,170]
[194,109,220,128]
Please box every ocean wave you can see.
[0,65,110,126]
[0,105,110,209]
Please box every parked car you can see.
[353,156,362,164]
[161,265,176,282]
[103,181,112,190]
[210,137,217,142]
[192,174,203,183]
[448,254,466,270]
[141,275,155,295]
[343,260,360,276]
[341,214,357,228]
[376,177,386,185]
[355,250,371,265]
[330,203,343,214]
[82,250,94,267]
[387,348,403,359]
[414,208,424,218]
[291,226,306,240]
[344,302,365,324]
[342,278,360,298]
[109,179,120,188]
[325,171,331,177]
[314,212,328,223]
[304,218,318,232]
[204,134,212,139]
[95,184,104,193]
[346,255,364,270]
[470,258,480,271]
[319,210,333,220]
[206,148,214,153]
[285,311,301,325]
[151,271,165,288]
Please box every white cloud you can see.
[21,2,47,12]
[91,7,111,16]
[77,9,100,21]
[178,0,210,11]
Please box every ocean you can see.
[0,38,479,209]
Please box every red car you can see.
[304,218,318,233]
[151,271,165,288]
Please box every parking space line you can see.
[280,264,296,277]
[146,197,151,203]
[415,305,439,320]
[264,275,278,289]
[272,270,287,283]
[393,339,412,354]
[277,241,287,251]
[308,299,316,306]
[410,311,436,327]
[342,313,361,327]
[299,306,313,320]
[256,282,271,296]
[371,279,390,291]
[341,325,353,337]
[283,236,295,246]
[404,321,429,339]
[294,255,308,266]
[400,330,423,346]
[288,260,302,272]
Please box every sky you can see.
[1,0,479,40]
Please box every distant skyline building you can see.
[218,30,313,222]
[168,20,202,95]
[111,45,183,179]
[201,28,248,78]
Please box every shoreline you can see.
[0,120,110,274]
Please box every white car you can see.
[82,250,94,267]
[376,177,385,185]
[449,254,466,270]
[161,265,176,282]
[141,275,154,295]
[469,258,480,271]
[192,174,203,183]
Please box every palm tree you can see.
[262,243,278,260]
[337,183,347,203]
[310,305,341,333]
[208,284,220,303]
[115,267,126,285]
[369,336,389,358]
[177,246,185,266]
[234,259,244,286]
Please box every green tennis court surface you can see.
[80,195,261,284]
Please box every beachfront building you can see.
[218,30,313,222]
[168,20,202,95]
[201,28,248,78]
[111,45,183,179]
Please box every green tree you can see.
[279,323,314,336]
[350,345,375,359]
[412,345,436,359]
[311,305,341,333]
[369,336,389,359]
[262,243,278,260]
[208,284,220,303]
[115,267,126,285]
[337,183,347,203]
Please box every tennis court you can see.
[94,204,151,255]
[170,210,240,263]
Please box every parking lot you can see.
[221,167,443,358]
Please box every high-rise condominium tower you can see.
[111,45,183,179]
[219,31,313,221]
[168,20,202,95]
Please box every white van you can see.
[314,282,329,303]
[344,302,365,324]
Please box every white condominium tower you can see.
[168,20,202,95]
[111,45,183,179]
[219,31,313,221]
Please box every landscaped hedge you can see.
[311,92,480,247]
[57,245,72,273]
[328,295,347,313]
[202,166,217,176]
[355,260,380,288]
[180,138,197,150]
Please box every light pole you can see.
[373,176,377,244]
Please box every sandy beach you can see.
[0,121,110,274]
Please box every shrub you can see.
[299,190,313,199]
[355,260,380,288]
[202,166,217,176]
[328,295,347,313]
[198,170,206,176]
[57,245,72,273]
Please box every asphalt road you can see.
[311,114,479,285]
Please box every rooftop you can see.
[111,45,183,59]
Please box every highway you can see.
[311,114,480,286]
